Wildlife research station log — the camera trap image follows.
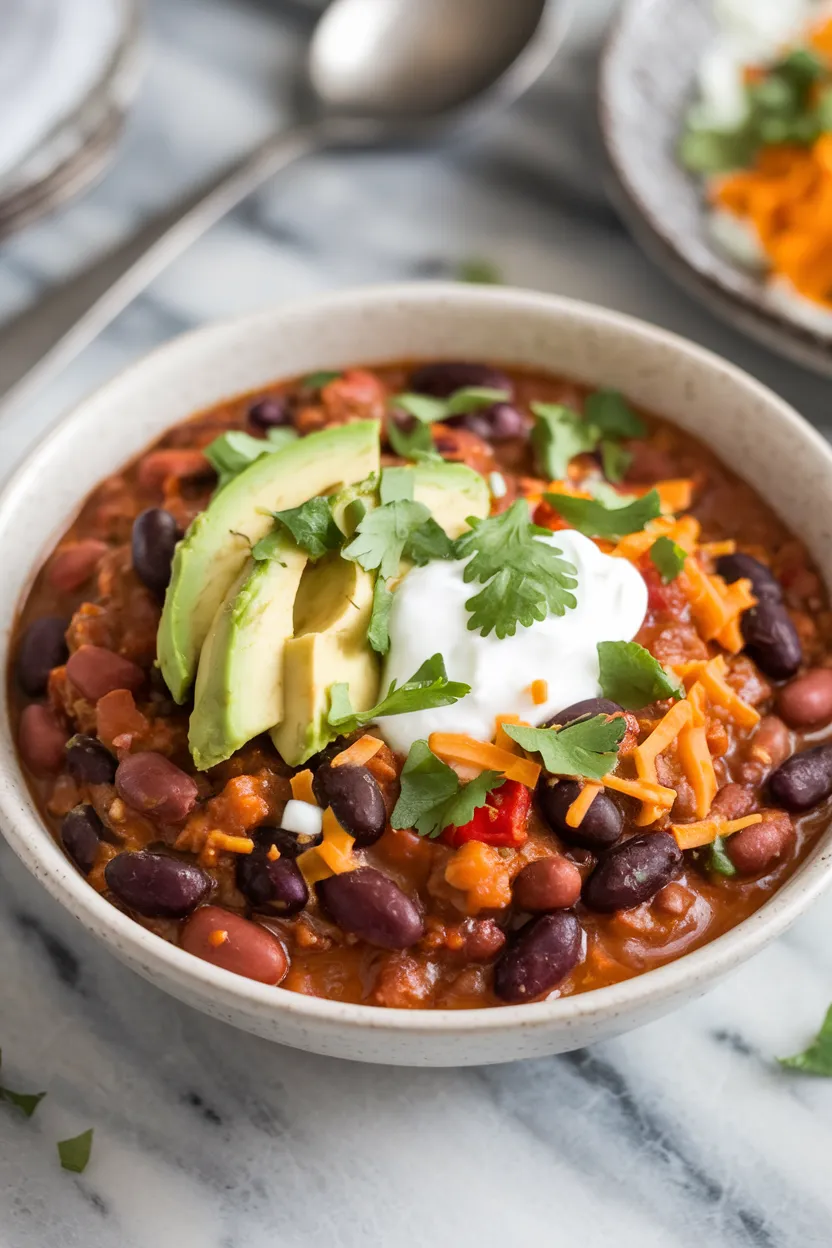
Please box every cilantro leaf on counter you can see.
[584,389,646,440]
[707,835,737,877]
[0,1051,45,1119]
[543,488,662,539]
[203,429,297,491]
[327,653,470,735]
[530,402,599,480]
[650,535,687,584]
[504,715,626,780]
[597,640,684,709]
[601,439,632,484]
[390,740,504,838]
[367,577,394,656]
[342,499,434,579]
[779,1003,832,1076]
[272,497,344,560]
[58,1128,94,1174]
[452,499,577,638]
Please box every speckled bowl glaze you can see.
[599,0,832,378]
[2,284,832,1066]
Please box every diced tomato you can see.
[441,779,531,849]
[640,557,687,616]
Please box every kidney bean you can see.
[777,668,832,728]
[60,804,104,875]
[513,856,582,912]
[582,831,682,913]
[16,616,69,696]
[66,645,144,702]
[316,867,424,949]
[105,850,211,917]
[727,812,794,876]
[65,734,117,784]
[710,782,755,820]
[740,600,802,680]
[408,361,514,399]
[137,449,212,491]
[462,918,506,960]
[544,697,623,728]
[18,704,69,775]
[248,396,291,429]
[131,508,178,596]
[768,744,832,811]
[236,841,309,916]
[256,824,323,859]
[312,764,386,847]
[537,777,623,850]
[493,911,583,1003]
[716,552,783,602]
[47,540,109,592]
[115,751,198,822]
[181,906,288,984]
[750,715,792,770]
[450,403,527,441]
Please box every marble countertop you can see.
[3,1,832,1244]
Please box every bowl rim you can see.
[3,280,832,1038]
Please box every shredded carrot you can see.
[528,679,549,706]
[208,929,229,948]
[672,813,762,850]
[290,768,317,805]
[428,733,541,789]
[566,782,603,828]
[330,734,383,768]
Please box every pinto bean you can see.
[65,645,144,701]
[408,361,513,399]
[18,704,69,775]
[750,715,792,770]
[316,868,424,949]
[513,857,582,912]
[115,751,198,822]
[16,616,69,696]
[582,831,682,913]
[710,783,756,820]
[181,906,289,984]
[105,851,211,917]
[536,777,623,850]
[727,812,794,876]
[768,744,832,811]
[47,540,109,592]
[493,911,583,1003]
[312,764,386,847]
[777,669,832,728]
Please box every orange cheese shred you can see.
[697,656,761,729]
[680,559,755,653]
[631,700,692,825]
[655,479,695,514]
[602,773,677,812]
[297,807,356,884]
[199,831,255,868]
[677,720,718,819]
[672,813,763,850]
[428,733,541,789]
[494,714,528,755]
[566,782,603,828]
[208,929,229,948]
[529,679,549,706]
[330,734,384,768]
[290,769,317,805]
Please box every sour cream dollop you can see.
[376,529,647,756]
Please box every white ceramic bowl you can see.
[3,284,832,1066]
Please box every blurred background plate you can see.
[0,0,142,240]
[599,0,832,379]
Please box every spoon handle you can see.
[0,117,367,420]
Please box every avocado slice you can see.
[411,460,490,537]
[158,420,380,703]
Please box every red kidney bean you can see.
[181,906,288,984]
[536,777,623,850]
[137,449,212,491]
[18,704,69,775]
[513,856,582,911]
[768,744,832,811]
[16,616,69,696]
[716,552,782,602]
[248,397,291,429]
[66,645,144,702]
[727,812,794,875]
[462,918,506,960]
[47,540,109,592]
[312,764,386,847]
[131,508,178,596]
[751,715,792,769]
[105,850,211,917]
[236,836,309,916]
[494,911,583,1003]
[316,868,424,949]
[255,824,323,859]
[115,752,198,822]
[740,600,803,680]
[60,804,104,875]
[582,831,683,913]
[408,361,514,399]
[544,697,623,728]
[65,734,117,784]
[777,669,832,728]
[710,782,756,820]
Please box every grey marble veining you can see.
[3,1,832,1244]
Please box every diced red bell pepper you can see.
[441,780,532,849]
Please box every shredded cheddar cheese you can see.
[494,713,527,754]
[297,807,356,885]
[208,929,229,948]
[528,679,549,706]
[330,735,384,768]
[428,733,541,789]
[290,769,317,805]
[199,831,255,867]
[672,813,763,850]
[566,781,603,828]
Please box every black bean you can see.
[236,840,309,916]
[65,734,117,784]
[769,744,832,811]
[253,824,323,860]
[60,804,104,875]
[536,777,623,850]
[248,397,291,429]
[582,831,682,913]
[131,508,178,596]
[716,552,782,602]
[741,599,803,680]
[450,403,527,441]
[494,912,583,1003]
[312,764,386,847]
[316,867,424,949]
[104,851,211,918]
[408,361,514,399]
[16,616,69,696]
[543,697,623,728]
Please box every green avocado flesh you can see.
[411,460,489,538]
[157,420,380,703]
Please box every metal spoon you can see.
[0,0,571,417]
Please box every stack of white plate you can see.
[0,0,142,238]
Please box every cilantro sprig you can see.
[392,386,510,426]
[58,1128,94,1174]
[544,489,662,540]
[531,402,599,480]
[271,497,344,560]
[343,498,453,579]
[707,835,737,877]
[367,577,394,655]
[390,740,504,838]
[650,535,687,583]
[504,715,625,780]
[779,1003,832,1076]
[597,640,684,709]
[327,654,470,736]
[203,428,297,491]
[453,499,577,638]
[584,389,646,440]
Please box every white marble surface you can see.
[3,1,832,1244]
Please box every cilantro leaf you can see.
[0,1051,46,1119]
[650,535,687,583]
[453,499,577,638]
[597,640,684,709]
[265,427,298,451]
[251,530,287,564]
[301,370,341,389]
[403,517,455,565]
[456,257,502,284]
[58,1128,94,1174]
[390,740,504,838]
[367,577,394,655]
[601,439,632,484]
[585,479,638,507]
[380,467,414,504]
[707,835,737,877]
[392,393,447,424]
[387,416,435,460]
[272,497,343,560]
[543,488,662,539]
[203,430,294,491]
[342,499,433,579]
[531,402,599,480]
[391,387,509,426]
[327,653,470,735]
[584,389,646,440]
[780,1004,832,1076]
[504,715,625,780]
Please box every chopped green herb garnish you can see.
[403,517,455,565]
[327,653,470,735]
[543,488,662,539]
[585,479,638,507]
[58,1128,94,1174]
[597,640,684,709]
[203,429,295,491]
[343,499,437,579]
[380,467,414,504]
[391,386,509,427]
[301,370,341,390]
[530,402,599,480]
[393,393,448,424]
[390,739,504,838]
[780,1003,832,1076]
[503,715,626,780]
[367,577,394,656]
[0,1051,45,1118]
[272,497,343,560]
[584,389,646,440]
[707,835,737,877]
[650,535,687,583]
[250,530,287,564]
[387,415,435,460]
[456,258,503,284]
[601,438,632,484]
[265,427,298,450]
[453,499,577,639]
